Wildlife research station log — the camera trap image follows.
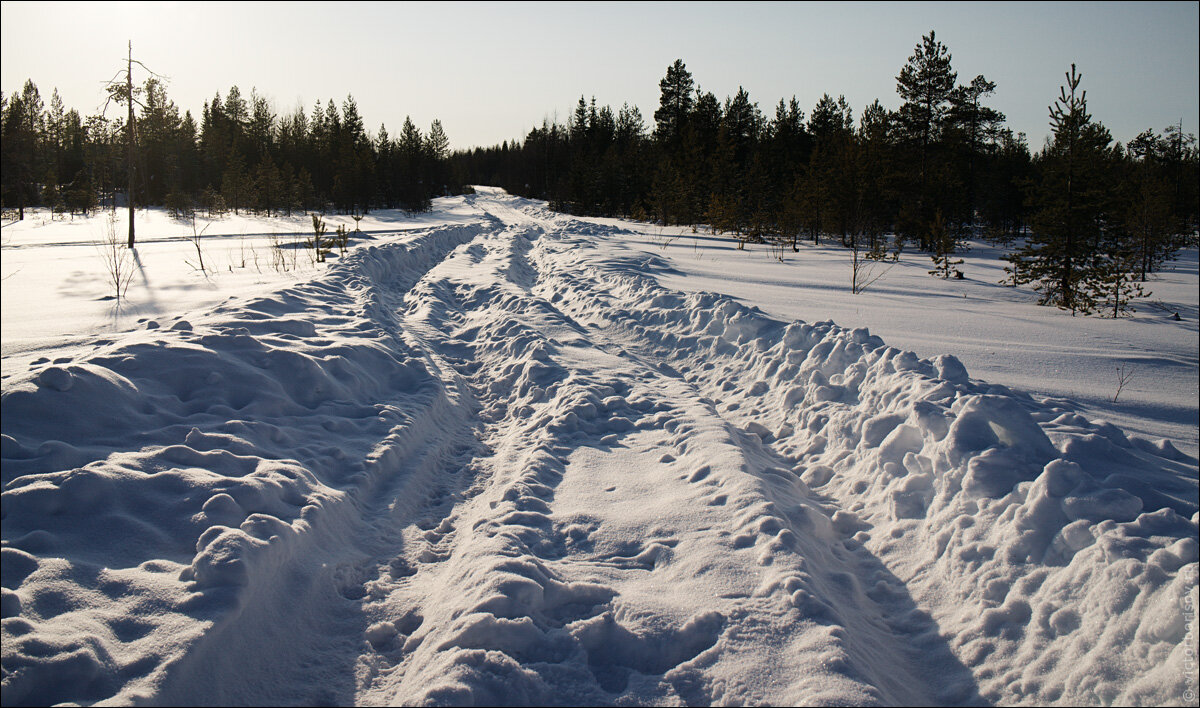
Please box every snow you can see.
[2,188,1197,706]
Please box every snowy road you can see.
[3,190,1197,705]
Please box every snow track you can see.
[2,190,1197,706]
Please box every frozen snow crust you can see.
[2,190,1197,706]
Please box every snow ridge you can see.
[2,191,1196,706]
[528,200,1199,705]
[3,223,484,704]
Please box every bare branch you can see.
[129,59,168,81]
[1113,363,1137,403]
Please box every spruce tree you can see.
[426,119,450,197]
[397,116,429,211]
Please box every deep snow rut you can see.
[3,191,1195,707]
[337,198,972,705]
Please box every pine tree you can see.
[422,119,450,199]
[1,80,44,219]
[1088,232,1148,318]
[139,77,182,205]
[808,94,853,144]
[101,42,162,246]
[895,30,957,249]
[857,99,895,253]
[221,149,250,215]
[310,212,328,263]
[981,129,1033,242]
[768,97,809,194]
[806,95,854,244]
[928,209,963,278]
[397,116,429,211]
[653,60,694,145]
[948,74,1005,224]
[896,31,956,183]
[1004,64,1115,315]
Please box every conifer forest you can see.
[3,31,1197,316]
[2,19,1198,706]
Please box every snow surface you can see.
[2,189,1198,706]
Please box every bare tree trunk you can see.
[126,41,136,249]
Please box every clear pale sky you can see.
[2,1,1197,151]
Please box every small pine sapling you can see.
[1090,245,1149,318]
[309,213,329,263]
[335,224,350,257]
[928,210,963,279]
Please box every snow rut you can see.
[521,200,1198,706]
[3,192,1196,706]
[331,199,968,705]
[2,224,487,705]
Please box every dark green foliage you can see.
[928,210,963,278]
[894,31,959,249]
[335,223,349,257]
[2,74,458,218]
[895,30,957,161]
[309,212,328,263]
[447,41,1193,318]
[166,189,193,219]
[1003,64,1159,317]
[947,75,1005,222]
[980,129,1033,243]
[4,35,1194,322]
[653,59,694,145]
[1,80,45,219]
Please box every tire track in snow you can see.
[2,223,491,705]
[4,192,1194,706]
[506,201,980,705]
[336,196,973,705]
[150,224,503,706]
[517,197,1197,706]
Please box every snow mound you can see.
[2,224,483,704]
[2,192,1196,706]
[532,211,1199,706]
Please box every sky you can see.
[2,1,1197,151]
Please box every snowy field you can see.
[2,188,1197,706]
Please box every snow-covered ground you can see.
[2,189,1197,706]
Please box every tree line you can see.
[3,31,1197,316]
[453,31,1198,316]
[2,78,461,222]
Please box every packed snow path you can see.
[2,190,1197,706]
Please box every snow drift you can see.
[2,191,1196,706]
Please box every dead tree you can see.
[102,41,165,248]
